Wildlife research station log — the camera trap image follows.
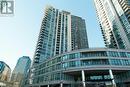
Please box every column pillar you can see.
[81,70,86,87]
[60,83,63,87]
[47,85,49,87]
[109,69,116,87]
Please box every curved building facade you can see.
[29,48,130,87]
[0,61,11,82]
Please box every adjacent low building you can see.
[0,61,11,82]
[0,61,12,87]
[29,48,130,87]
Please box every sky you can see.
[0,0,104,71]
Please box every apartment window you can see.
[69,61,76,67]
[120,52,127,57]
[122,59,130,65]
[108,51,120,57]
[81,51,107,58]
[127,52,130,58]
[110,59,122,65]
[62,55,68,61]
[81,59,109,66]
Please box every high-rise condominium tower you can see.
[118,0,130,23]
[94,0,130,49]
[33,6,89,64]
